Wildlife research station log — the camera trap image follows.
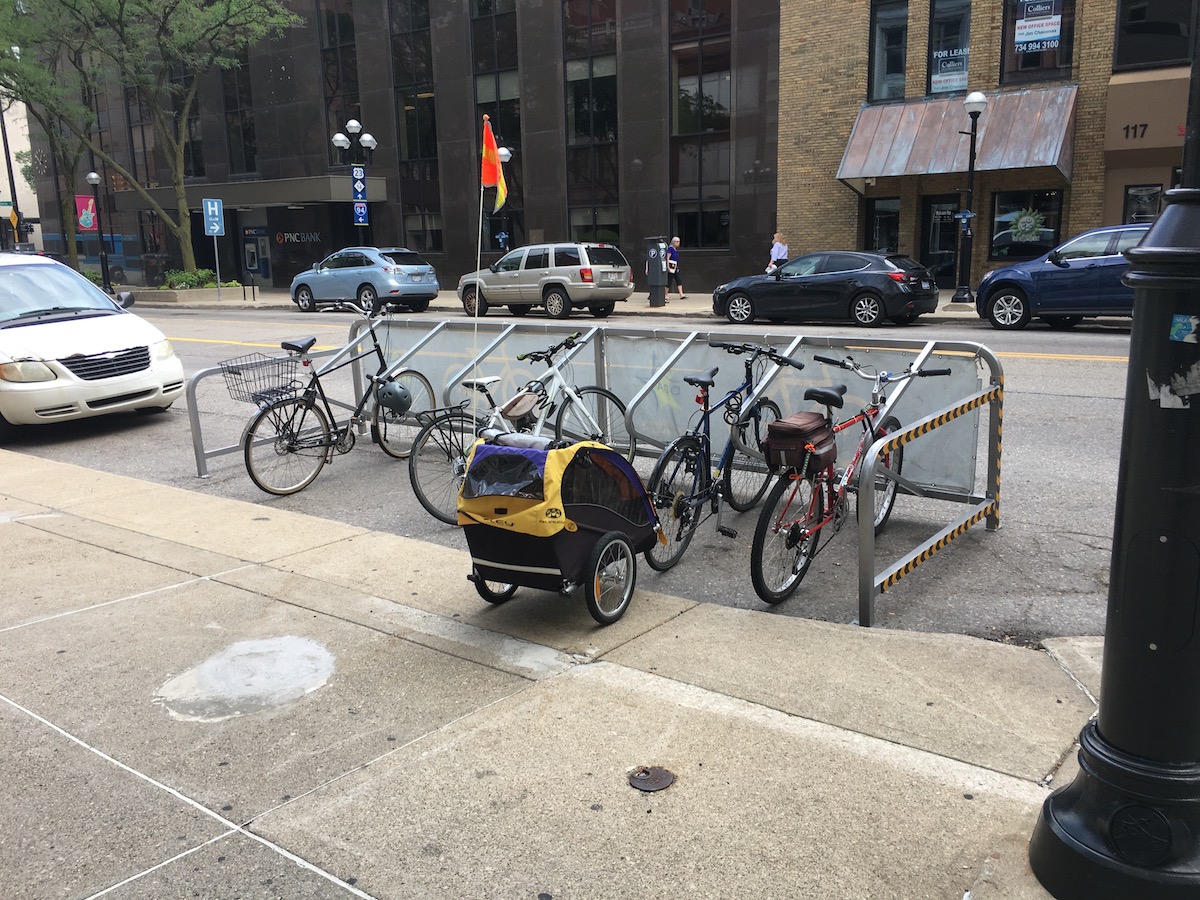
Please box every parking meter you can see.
[645,236,668,308]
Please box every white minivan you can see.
[0,253,184,435]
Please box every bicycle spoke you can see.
[244,397,330,495]
[409,411,478,525]
[751,475,822,603]
[644,437,705,571]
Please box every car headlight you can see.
[0,360,57,383]
[152,339,176,362]
[714,283,729,294]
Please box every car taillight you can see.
[384,266,401,275]
[887,272,905,282]
[580,267,594,283]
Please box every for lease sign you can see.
[1015,0,1061,51]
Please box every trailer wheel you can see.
[585,531,636,625]
[473,569,517,604]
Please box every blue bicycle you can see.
[645,340,805,571]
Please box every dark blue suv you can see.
[975,224,1149,330]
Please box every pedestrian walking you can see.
[768,231,789,272]
[667,236,684,300]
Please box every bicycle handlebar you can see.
[516,331,585,364]
[814,353,952,384]
[708,339,805,371]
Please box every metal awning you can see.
[836,84,1078,193]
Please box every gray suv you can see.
[456,242,634,318]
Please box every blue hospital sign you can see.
[202,198,224,236]
[353,202,369,226]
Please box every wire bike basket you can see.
[219,352,300,405]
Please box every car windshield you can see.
[584,247,628,267]
[0,264,120,325]
[886,255,927,272]
[380,251,428,267]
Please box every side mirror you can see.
[1048,250,1065,266]
[489,263,499,273]
[116,291,135,309]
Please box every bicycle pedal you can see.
[717,525,738,539]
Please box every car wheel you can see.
[508,304,530,317]
[462,286,488,317]
[295,286,317,312]
[1044,315,1082,329]
[986,288,1032,330]
[725,292,755,324]
[850,292,884,326]
[543,286,571,319]
[357,284,380,314]
[590,303,615,318]
[406,299,430,313]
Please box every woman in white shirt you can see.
[769,232,789,271]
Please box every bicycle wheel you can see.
[723,398,782,512]
[585,531,637,625]
[555,386,636,461]
[644,436,707,572]
[751,473,824,604]
[243,396,330,496]
[408,410,478,525]
[858,415,905,534]
[372,369,435,460]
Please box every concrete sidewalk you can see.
[133,284,982,324]
[1,450,1094,898]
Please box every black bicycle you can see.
[221,304,433,495]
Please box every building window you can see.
[319,0,360,165]
[1123,184,1162,224]
[565,0,616,57]
[1001,0,1075,85]
[473,2,522,252]
[1114,0,1194,70]
[392,0,440,252]
[928,0,970,94]
[564,9,619,246]
[124,87,158,188]
[671,33,730,248]
[989,189,1062,259]
[870,1,908,101]
[222,52,256,175]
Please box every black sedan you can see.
[712,251,939,326]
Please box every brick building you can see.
[779,0,1194,291]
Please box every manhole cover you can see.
[628,766,675,792]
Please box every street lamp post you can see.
[85,171,112,293]
[952,91,988,303]
[331,118,377,166]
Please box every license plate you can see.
[605,272,622,282]
[921,281,931,290]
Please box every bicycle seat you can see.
[805,384,847,408]
[280,337,317,354]
[684,366,719,388]
[460,376,501,393]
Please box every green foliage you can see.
[160,269,240,290]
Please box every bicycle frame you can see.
[291,317,394,438]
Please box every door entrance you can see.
[921,194,960,290]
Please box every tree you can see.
[0,0,300,271]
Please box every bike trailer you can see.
[764,411,836,473]
[457,433,660,624]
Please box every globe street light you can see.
[331,118,377,165]
[85,171,112,293]
[952,91,988,303]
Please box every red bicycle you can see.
[749,353,950,604]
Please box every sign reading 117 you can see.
[203,198,225,236]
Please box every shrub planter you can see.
[133,288,238,305]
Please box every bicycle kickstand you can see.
[714,485,738,540]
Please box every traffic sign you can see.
[202,198,225,236]
[353,202,369,226]
[351,165,367,202]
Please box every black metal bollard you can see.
[1029,187,1200,897]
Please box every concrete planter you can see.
[133,287,241,304]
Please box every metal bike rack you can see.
[855,342,1003,626]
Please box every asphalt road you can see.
[7,307,1135,643]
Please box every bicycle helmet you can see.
[376,379,413,414]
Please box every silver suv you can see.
[456,242,634,318]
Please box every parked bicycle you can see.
[644,339,806,572]
[407,331,636,524]
[220,303,434,496]
[749,353,950,604]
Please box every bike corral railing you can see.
[186,318,1002,623]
